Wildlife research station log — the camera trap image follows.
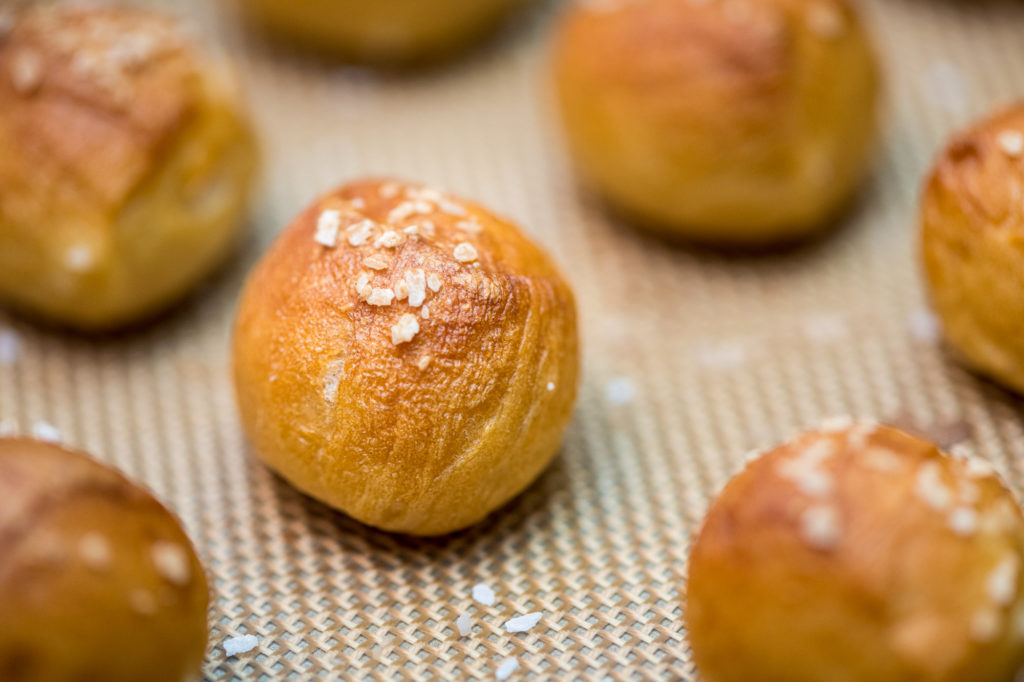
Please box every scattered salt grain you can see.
[438,198,467,217]
[379,183,400,199]
[427,273,442,292]
[347,219,377,247]
[349,197,365,210]
[151,541,191,586]
[223,634,259,657]
[366,288,395,306]
[915,461,952,510]
[547,382,555,391]
[314,210,341,247]
[998,130,1024,158]
[988,557,1020,606]
[454,242,478,264]
[363,255,388,270]
[504,612,542,633]
[391,314,420,345]
[820,416,854,432]
[31,421,61,442]
[495,656,520,681]
[64,245,96,272]
[965,457,997,479]
[948,507,978,536]
[79,532,112,570]
[800,504,841,550]
[0,327,21,365]
[456,613,472,637]
[355,273,371,299]
[472,583,496,606]
[420,305,430,320]
[605,377,635,405]
[394,280,409,300]
[374,230,402,248]
[405,269,427,307]
[457,219,482,234]
[417,356,432,370]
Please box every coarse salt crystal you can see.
[314,210,341,247]
[998,130,1024,157]
[421,305,430,319]
[379,183,400,199]
[547,382,555,391]
[438,198,467,216]
[355,273,371,298]
[988,557,1020,606]
[388,202,417,223]
[64,245,96,272]
[405,269,427,307]
[605,377,635,405]
[495,656,519,681]
[457,219,482,234]
[374,230,402,248]
[820,416,854,432]
[472,583,496,606]
[420,221,436,237]
[79,532,112,569]
[349,197,365,209]
[427,273,442,292]
[846,420,879,451]
[394,280,409,301]
[863,447,904,474]
[10,49,42,94]
[31,421,61,442]
[915,461,952,510]
[223,634,259,657]
[456,613,472,637]
[391,314,420,345]
[347,219,377,247]
[151,541,191,586]
[800,504,841,550]
[363,255,388,271]
[454,242,478,263]
[965,457,997,479]
[948,507,978,536]
[504,612,542,633]
[417,356,432,370]
[366,288,395,306]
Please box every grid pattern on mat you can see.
[3,0,1024,679]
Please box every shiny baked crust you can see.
[687,422,1024,682]
[241,0,524,64]
[232,178,579,535]
[0,4,257,330]
[0,438,208,682]
[552,0,879,244]
[920,104,1024,394]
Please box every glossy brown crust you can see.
[233,178,579,535]
[0,4,257,329]
[687,424,1024,682]
[552,0,879,243]
[0,439,208,682]
[920,103,1024,394]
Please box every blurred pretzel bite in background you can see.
[921,103,1024,396]
[552,0,880,245]
[0,438,208,682]
[0,4,258,330]
[687,421,1024,682]
[232,178,579,536]
[239,0,529,66]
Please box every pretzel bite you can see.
[232,178,579,535]
[687,422,1024,682]
[0,438,208,682]
[0,4,257,330]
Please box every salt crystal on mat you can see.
[504,612,542,633]
[31,421,61,442]
[472,583,495,606]
[223,634,259,657]
[495,656,519,680]
[456,613,472,637]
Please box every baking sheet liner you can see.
[3,0,1024,678]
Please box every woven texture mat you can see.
[4,0,1024,679]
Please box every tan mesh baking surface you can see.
[4,0,1024,678]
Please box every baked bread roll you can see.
[232,178,578,535]
[0,438,208,682]
[921,104,1024,394]
[687,422,1024,682]
[0,4,257,330]
[241,0,525,65]
[552,0,880,244]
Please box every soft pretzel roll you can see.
[552,0,879,244]
[233,179,578,535]
[0,4,257,330]
[0,438,208,682]
[687,422,1024,682]
[921,104,1024,394]
[241,0,525,65]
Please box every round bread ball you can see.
[0,5,258,330]
[552,0,880,244]
[0,438,208,682]
[232,178,579,535]
[687,421,1024,681]
[240,0,526,65]
[921,104,1024,394]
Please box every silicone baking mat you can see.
[3,0,1024,678]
